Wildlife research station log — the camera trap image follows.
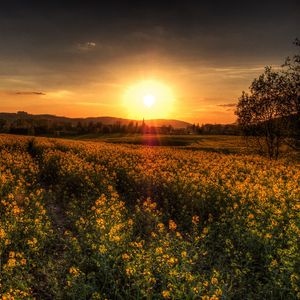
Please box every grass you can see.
[68,134,245,154]
[67,133,300,159]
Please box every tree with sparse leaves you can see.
[236,40,300,159]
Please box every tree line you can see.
[0,118,179,136]
[187,123,240,135]
[0,117,243,137]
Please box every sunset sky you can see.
[0,1,299,123]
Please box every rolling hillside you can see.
[0,112,190,128]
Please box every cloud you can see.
[129,26,167,42]
[15,91,46,95]
[77,41,96,51]
[76,102,112,107]
[217,103,236,107]
[44,90,73,98]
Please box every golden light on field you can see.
[123,79,175,119]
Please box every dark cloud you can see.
[0,1,299,65]
[15,91,46,95]
[217,103,237,107]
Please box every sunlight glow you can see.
[123,79,175,119]
[143,94,156,107]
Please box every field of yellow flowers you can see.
[0,134,299,299]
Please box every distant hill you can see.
[0,111,190,129]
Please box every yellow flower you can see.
[126,267,134,276]
[270,259,278,267]
[202,227,209,234]
[96,218,105,229]
[186,272,194,281]
[192,215,200,225]
[91,292,102,300]
[162,290,171,299]
[143,199,157,211]
[181,251,187,258]
[27,237,38,248]
[168,220,177,231]
[0,228,6,239]
[122,253,130,260]
[12,205,22,215]
[151,232,157,238]
[157,223,165,232]
[69,266,80,277]
[110,235,121,242]
[99,245,107,254]
[167,257,178,266]
[176,231,182,238]
[148,277,156,284]
[155,247,163,254]
[7,258,16,268]
[132,241,143,248]
[169,269,179,277]
[211,277,218,285]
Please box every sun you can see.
[143,94,156,108]
[123,79,175,119]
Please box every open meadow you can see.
[70,134,245,154]
[0,134,299,299]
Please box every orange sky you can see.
[0,61,275,124]
[0,1,298,124]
